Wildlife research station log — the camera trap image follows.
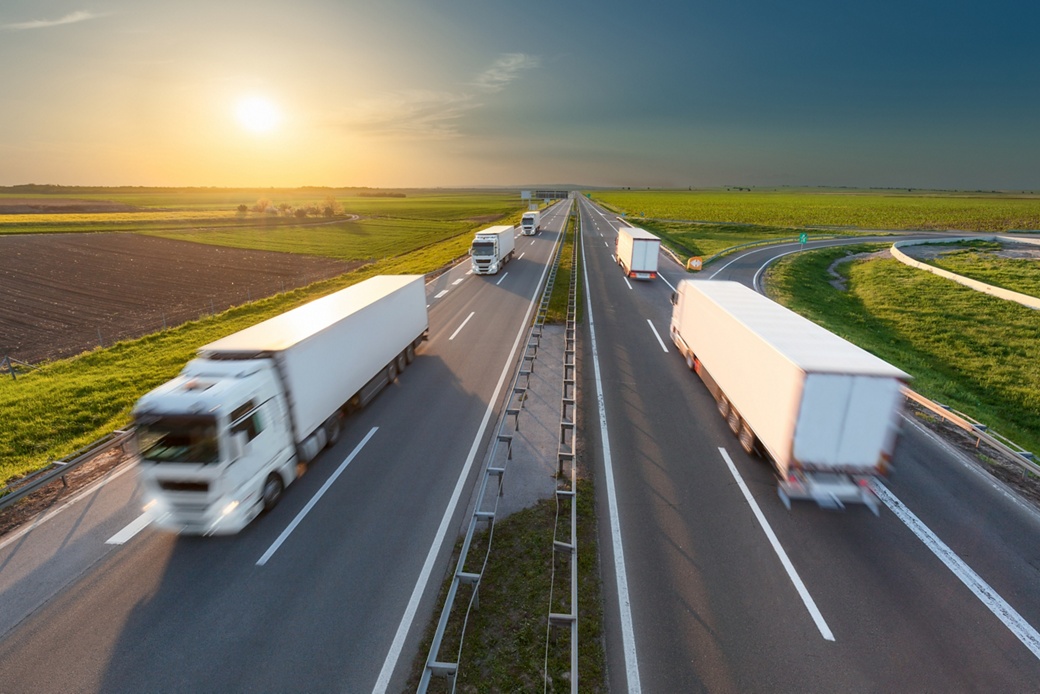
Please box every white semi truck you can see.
[470,225,515,275]
[669,280,909,513]
[616,224,660,280]
[520,210,541,236]
[133,275,429,534]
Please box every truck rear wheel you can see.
[387,362,398,383]
[262,474,284,512]
[396,352,407,374]
[716,393,729,418]
[324,413,343,446]
[405,344,415,364]
[685,351,695,371]
[727,406,742,435]
[739,421,756,455]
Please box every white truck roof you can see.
[687,281,910,379]
[200,275,424,356]
[618,225,660,241]
[475,225,514,236]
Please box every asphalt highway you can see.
[577,197,1040,692]
[0,201,572,693]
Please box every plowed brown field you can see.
[0,233,356,364]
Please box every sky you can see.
[1,0,1038,190]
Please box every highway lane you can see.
[0,201,572,692]
[577,197,1040,691]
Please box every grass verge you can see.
[407,479,604,692]
[545,210,583,325]
[765,245,1040,458]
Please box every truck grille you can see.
[158,480,210,493]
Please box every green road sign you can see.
[799,233,808,244]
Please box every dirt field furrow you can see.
[0,233,358,363]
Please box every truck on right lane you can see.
[669,279,910,513]
[616,224,660,280]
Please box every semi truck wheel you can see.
[739,421,756,455]
[405,344,416,364]
[324,413,343,446]
[727,406,742,435]
[387,362,398,383]
[396,352,407,373]
[262,474,284,511]
[716,393,729,418]
[685,352,695,370]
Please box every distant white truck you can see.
[616,224,660,280]
[520,210,541,236]
[133,275,429,535]
[669,280,909,513]
[470,225,515,275]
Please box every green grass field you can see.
[765,245,1040,458]
[0,219,484,486]
[590,189,1040,231]
[0,189,527,235]
[916,240,1040,298]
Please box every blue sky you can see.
[1,0,1037,189]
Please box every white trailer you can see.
[470,225,515,275]
[521,210,541,236]
[669,280,909,513]
[616,224,660,279]
[133,275,429,534]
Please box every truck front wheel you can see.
[262,474,284,512]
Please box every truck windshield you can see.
[136,415,220,464]
[472,241,495,256]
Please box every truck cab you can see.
[134,359,296,535]
[520,211,540,236]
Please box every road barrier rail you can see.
[0,429,135,512]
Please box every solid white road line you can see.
[373,233,561,693]
[449,312,475,341]
[582,231,643,692]
[872,481,1040,661]
[106,512,152,545]
[647,320,668,352]
[434,290,449,299]
[718,448,835,641]
[0,462,137,553]
[257,427,378,566]
[495,272,509,286]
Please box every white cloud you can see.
[2,10,100,31]
[471,53,541,93]
[341,90,479,139]
[340,53,540,140]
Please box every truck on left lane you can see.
[132,275,429,535]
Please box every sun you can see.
[235,96,281,133]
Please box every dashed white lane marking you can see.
[449,311,475,341]
[623,277,633,290]
[718,448,835,641]
[258,427,378,566]
[434,290,449,299]
[106,512,152,545]
[518,253,526,260]
[647,319,668,352]
[452,278,464,286]
[495,272,509,286]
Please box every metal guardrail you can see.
[904,388,1037,475]
[0,429,135,512]
[545,208,580,692]
[419,205,570,692]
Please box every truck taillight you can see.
[650,272,657,278]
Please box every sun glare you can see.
[235,96,280,133]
